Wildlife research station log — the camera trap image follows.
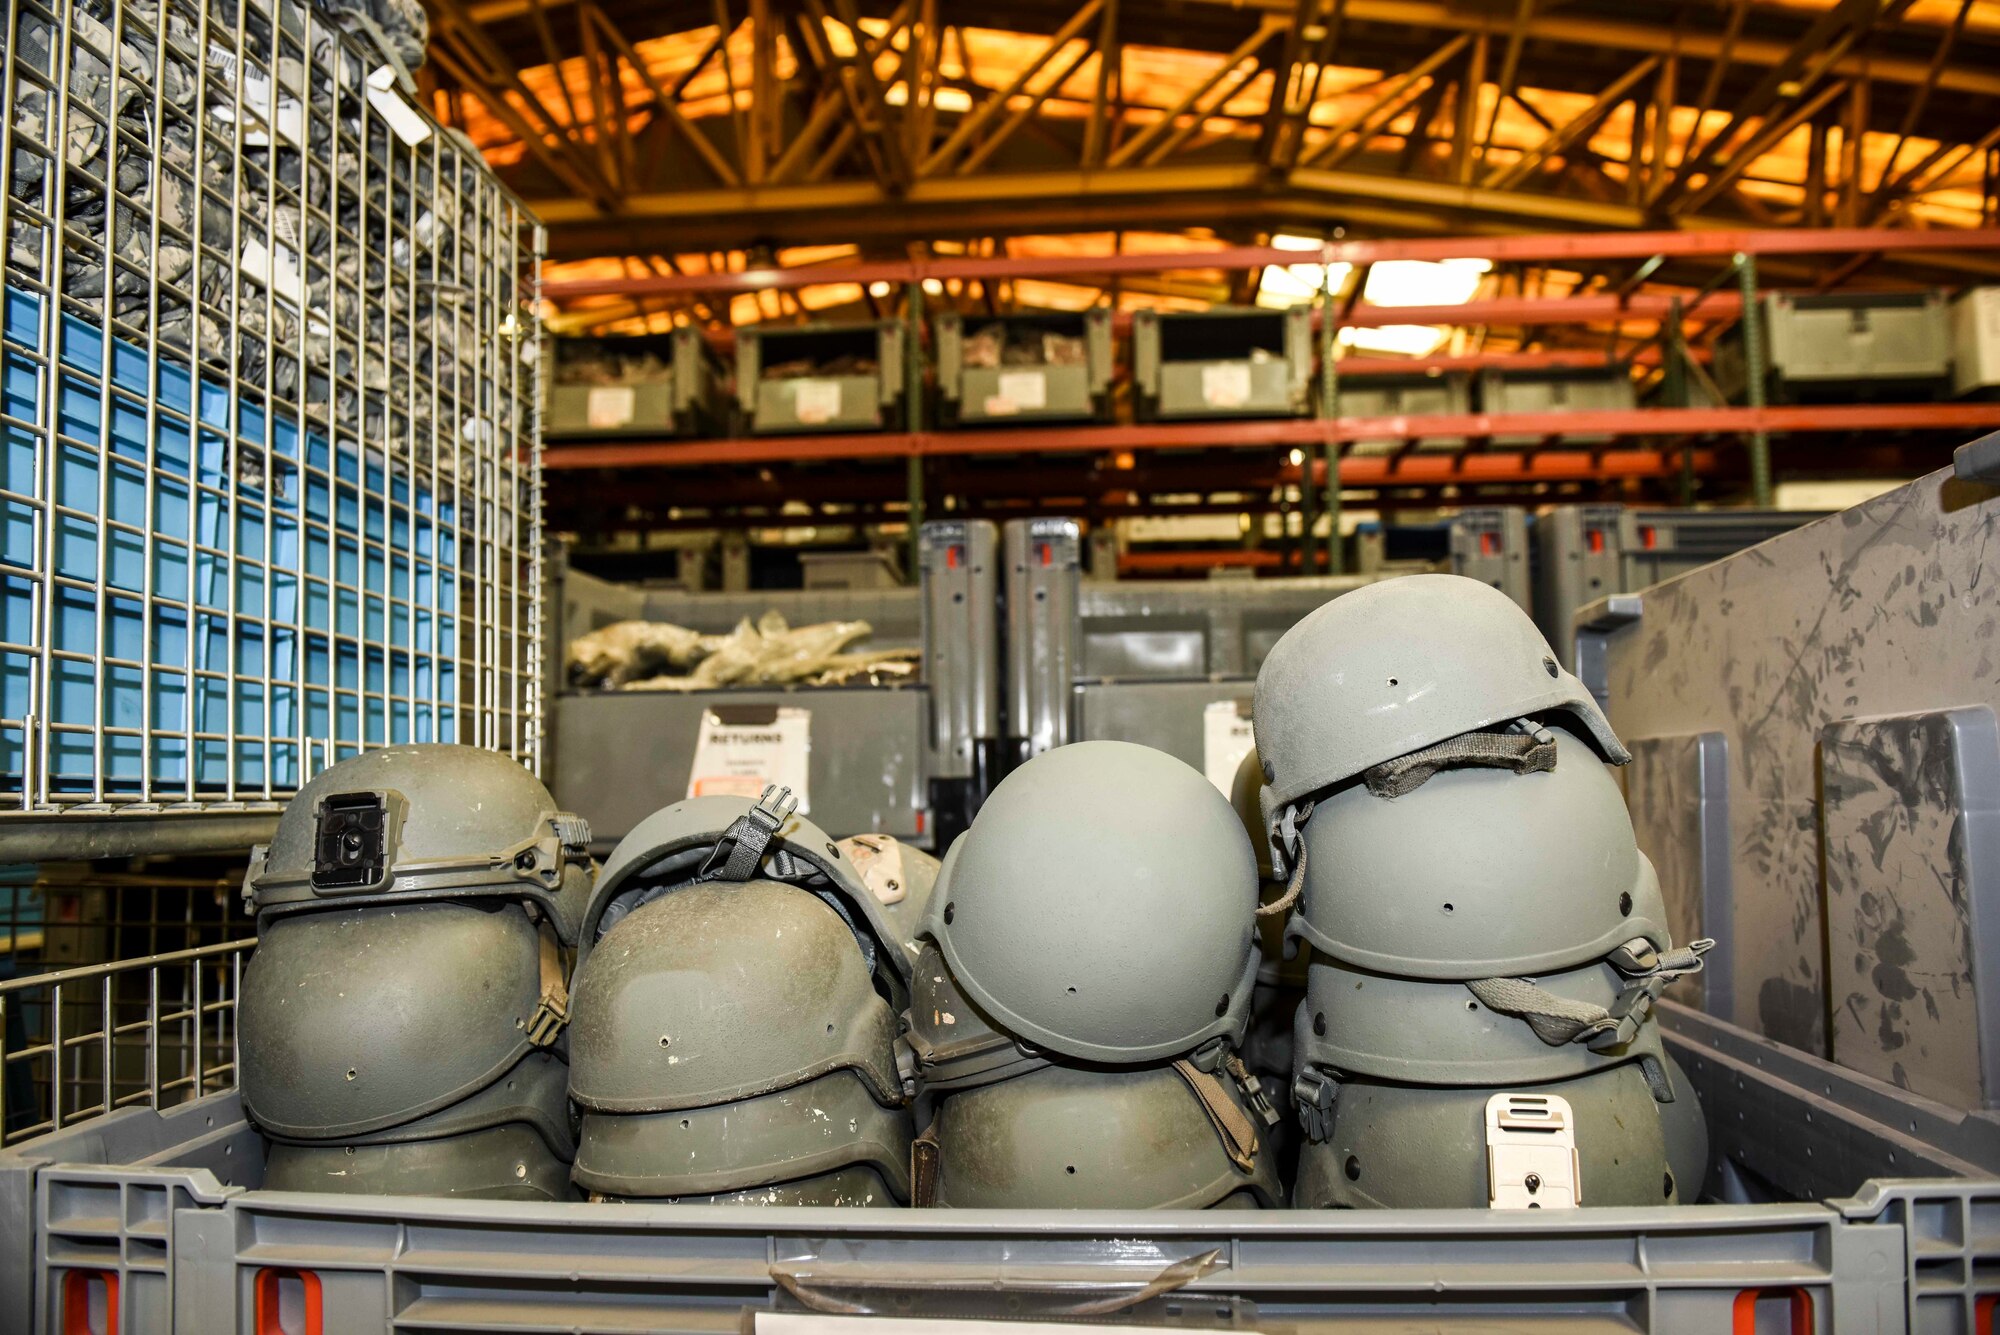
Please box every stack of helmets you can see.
[1252,575,1714,1210]
[239,745,592,1200]
[910,740,1285,1209]
[566,791,920,1205]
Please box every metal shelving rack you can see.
[539,225,2000,569]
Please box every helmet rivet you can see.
[1525,1173,1541,1194]
[1619,892,1633,916]
[1542,657,1559,678]
[942,902,955,924]
[1313,1011,1327,1037]
[1344,1155,1361,1181]
[514,850,536,871]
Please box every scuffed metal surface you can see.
[1597,467,2000,1063]
[1821,710,1990,1108]
[1625,735,1718,1013]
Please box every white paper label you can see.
[586,386,637,428]
[1201,362,1253,408]
[240,237,305,308]
[997,369,1048,410]
[687,707,812,812]
[1202,699,1256,795]
[793,378,843,425]
[366,66,434,146]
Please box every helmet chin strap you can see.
[1465,937,1716,1066]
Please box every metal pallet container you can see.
[936,309,1113,426]
[544,327,722,439]
[1480,367,1636,445]
[1445,505,1530,612]
[1003,517,1373,786]
[549,521,1000,849]
[1335,370,1472,454]
[1132,307,1312,421]
[736,321,904,434]
[0,0,544,852]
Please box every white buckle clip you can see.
[1486,1092,1581,1210]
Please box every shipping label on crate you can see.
[687,706,812,811]
[985,369,1049,416]
[1202,699,1256,795]
[1202,362,1252,408]
[793,379,843,424]
[586,386,637,428]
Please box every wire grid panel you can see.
[0,0,544,810]
[0,938,253,1146]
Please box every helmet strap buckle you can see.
[525,920,570,1048]
[701,785,799,882]
[1292,1067,1338,1143]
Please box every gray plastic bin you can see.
[1447,505,1531,612]
[1336,371,1473,453]
[937,311,1113,425]
[546,328,724,438]
[1480,367,1638,444]
[1760,290,1951,400]
[738,322,906,434]
[1133,307,1312,421]
[5,1000,1998,1334]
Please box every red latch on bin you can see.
[1732,1287,1814,1335]
[256,1268,325,1335]
[61,1270,118,1335]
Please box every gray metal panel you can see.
[1154,358,1305,419]
[1581,465,2000,1068]
[1075,681,1253,774]
[1074,575,1375,679]
[1821,707,2000,1110]
[1534,504,1633,670]
[1003,518,1082,756]
[1625,733,1735,1021]
[552,688,929,846]
[1338,373,1472,451]
[750,373,891,433]
[1447,506,1531,613]
[919,521,1000,779]
[1621,509,1829,589]
[546,382,679,435]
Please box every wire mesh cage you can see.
[0,938,252,1146]
[0,0,544,813]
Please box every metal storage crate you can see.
[936,309,1112,426]
[550,521,999,849]
[1952,286,2000,397]
[0,0,544,825]
[3,997,1997,1334]
[1575,458,1998,1087]
[1132,307,1311,421]
[1335,370,1472,453]
[1755,290,1951,400]
[1446,505,1530,611]
[737,321,905,434]
[1003,517,1372,784]
[544,328,722,439]
[1479,367,1636,444]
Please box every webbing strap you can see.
[1466,938,1715,1052]
[910,1125,941,1207]
[1173,1059,1260,1172]
[1257,799,1314,919]
[1363,722,1558,799]
[700,785,799,882]
[525,919,569,1047]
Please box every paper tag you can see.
[793,378,843,425]
[240,237,305,308]
[365,66,434,146]
[687,707,811,812]
[586,386,637,428]
[1202,699,1256,795]
[997,369,1047,410]
[1202,362,1253,408]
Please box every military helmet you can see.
[925,741,1260,1066]
[925,1060,1282,1209]
[1230,746,1276,883]
[903,942,1051,1093]
[257,1051,576,1161]
[592,1165,902,1207]
[241,900,565,1141]
[1286,726,1671,979]
[578,792,913,995]
[243,744,593,942]
[1658,1053,1711,1201]
[840,833,940,966]
[1292,954,1669,1088]
[567,880,908,1115]
[1293,1056,1698,1210]
[1253,574,1628,820]
[261,1122,574,1200]
[1231,748,1305,990]
[572,1068,914,1202]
